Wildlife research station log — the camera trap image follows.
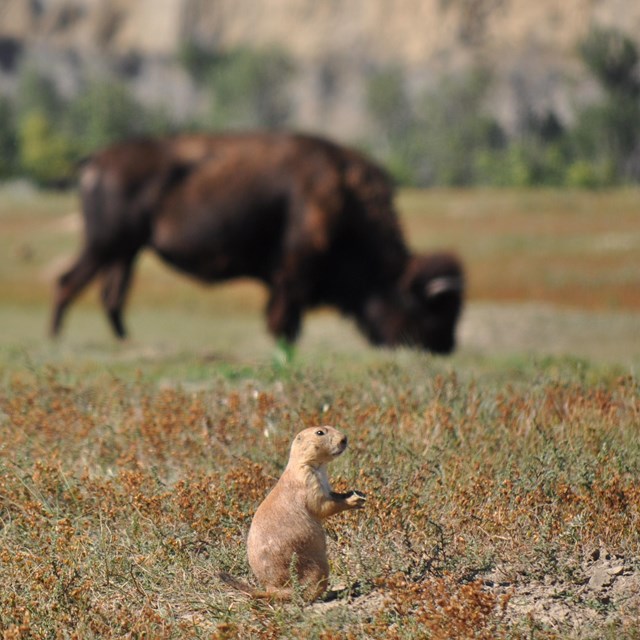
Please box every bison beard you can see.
[51,132,464,353]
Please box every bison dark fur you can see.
[51,132,464,353]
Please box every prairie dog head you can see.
[289,426,348,466]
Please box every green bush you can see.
[565,159,615,189]
[12,70,173,184]
[13,65,76,185]
[17,111,75,186]
[474,147,530,187]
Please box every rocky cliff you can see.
[1,0,639,137]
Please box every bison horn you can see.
[425,276,463,298]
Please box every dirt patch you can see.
[483,548,640,635]
[309,551,640,636]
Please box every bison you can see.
[51,132,464,353]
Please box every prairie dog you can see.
[246,425,365,600]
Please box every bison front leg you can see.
[267,250,313,345]
[266,284,303,344]
[266,208,331,349]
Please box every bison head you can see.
[359,253,464,353]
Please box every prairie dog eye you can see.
[315,429,326,436]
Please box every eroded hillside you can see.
[1,0,639,136]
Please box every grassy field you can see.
[1,183,639,638]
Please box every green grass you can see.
[1,185,639,638]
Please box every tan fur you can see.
[246,426,365,601]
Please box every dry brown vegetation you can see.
[1,186,639,638]
[1,367,639,638]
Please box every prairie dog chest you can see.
[312,465,331,495]
[300,464,332,515]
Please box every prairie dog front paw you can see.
[346,491,366,509]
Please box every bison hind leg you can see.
[50,249,103,338]
[100,256,137,339]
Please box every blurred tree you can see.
[412,70,505,185]
[0,97,18,178]
[573,27,640,181]
[365,66,418,184]
[366,67,413,144]
[64,77,156,155]
[579,27,640,98]
[16,64,62,120]
[367,67,504,186]
[477,110,570,187]
[207,47,296,130]
[14,64,76,184]
[178,41,221,82]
